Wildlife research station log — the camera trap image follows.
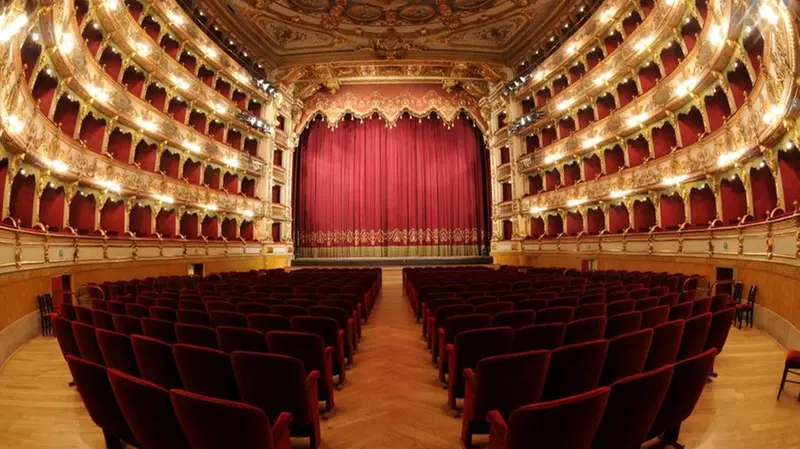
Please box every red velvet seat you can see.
[607,291,630,303]
[475,301,514,316]
[493,310,536,329]
[155,298,179,310]
[677,312,712,360]
[542,339,608,401]
[237,302,273,315]
[669,302,693,320]
[170,389,292,449]
[606,300,635,317]
[500,293,527,303]
[125,303,150,319]
[290,316,347,384]
[210,310,248,328]
[106,301,127,315]
[173,343,239,401]
[96,329,139,376]
[309,306,356,363]
[604,311,642,338]
[131,335,183,389]
[678,290,696,303]
[72,321,105,364]
[574,303,607,319]
[150,306,178,322]
[66,356,139,448]
[141,317,177,343]
[659,293,679,307]
[270,304,309,319]
[513,323,566,352]
[90,309,115,331]
[514,299,549,312]
[630,289,649,300]
[178,300,206,311]
[437,313,493,383]
[175,323,218,349]
[487,387,610,449]
[580,293,605,305]
[247,313,292,333]
[645,319,685,370]
[647,348,716,447]
[266,331,336,412]
[704,307,735,374]
[108,369,191,449]
[53,316,81,359]
[424,298,463,339]
[429,304,476,358]
[692,297,712,316]
[447,327,514,409]
[710,294,730,312]
[461,350,550,448]
[600,328,653,385]
[641,305,670,329]
[112,315,143,336]
[778,350,800,400]
[205,300,236,313]
[635,296,659,311]
[549,297,579,308]
[216,326,268,354]
[177,309,212,326]
[232,352,321,449]
[75,306,95,325]
[535,307,573,324]
[591,365,674,449]
[564,316,607,345]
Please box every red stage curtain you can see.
[294,114,489,258]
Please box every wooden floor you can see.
[0,268,799,449]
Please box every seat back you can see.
[53,316,80,359]
[210,311,248,328]
[205,301,236,313]
[473,350,550,421]
[474,301,514,316]
[443,314,493,345]
[112,315,143,336]
[72,321,105,364]
[606,300,635,317]
[290,316,340,348]
[266,331,328,377]
[535,307,573,324]
[604,311,642,338]
[75,306,95,325]
[435,304,476,327]
[232,352,315,426]
[645,319,685,371]
[641,305,669,329]
[506,387,610,449]
[542,339,609,401]
[96,329,139,376]
[65,355,138,445]
[709,294,729,313]
[270,304,309,318]
[514,299,549,312]
[142,317,177,343]
[175,323,218,349]
[125,303,150,319]
[692,297,712,316]
[177,310,212,326]
[91,309,116,331]
[591,365,674,449]
[246,313,292,333]
[634,297,659,311]
[601,328,653,386]
[564,317,607,345]
[704,307,735,355]
[308,306,350,331]
[668,302,693,320]
[493,310,536,329]
[150,306,178,322]
[513,323,566,352]
[131,335,183,389]
[216,326,268,354]
[647,349,716,440]
[677,313,712,360]
[236,302,273,315]
[173,344,239,401]
[452,327,515,391]
[574,303,606,319]
[658,293,679,307]
[170,389,276,449]
[108,369,191,449]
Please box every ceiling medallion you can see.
[362,30,425,59]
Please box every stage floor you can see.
[291,256,493,267]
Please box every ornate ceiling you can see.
[196,0,581,71]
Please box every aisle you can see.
[319,267,462,449]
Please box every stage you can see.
[290,256,493,267]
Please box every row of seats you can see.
[406,266,733,449]
[53,268,380,449]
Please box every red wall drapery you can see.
[294,114,489,258]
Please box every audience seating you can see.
[605,312,642,338]
[170,389,293,449]
[266,331,336,412]
[232,352,322,449]
[131,335,183,389]
[677,313,712,360]
[96,329,139,376]
[73,321,106,364]
[447,327,514,408]
[513,323,566,352]
[216,326,269,354]
[600,329,653,386]
[175,323,218,349]
[437,314,493,382]
[564,317,607,345]
[173,344,239,401]
[645,320,685,370]
[542,340,608,401]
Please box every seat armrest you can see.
[306,370,320,390]
[271,411,294,444]
[464,368,477,391]
[486,410,508,439]
[437,328,446,339]
[324,346,334,381]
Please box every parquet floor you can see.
[0,268,799,449]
